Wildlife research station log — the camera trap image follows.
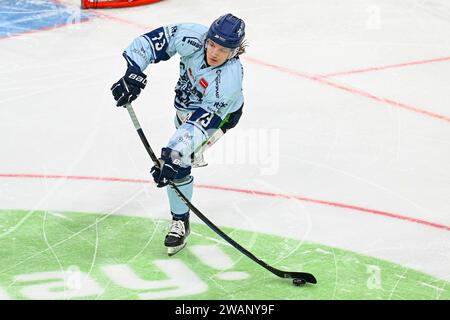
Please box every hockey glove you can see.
[111,66,147,107]
[151,148,182,188]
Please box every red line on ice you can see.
[242,56,450,123]
[320,56,450,78]
[0,173,448,232]
[85,6,450,124]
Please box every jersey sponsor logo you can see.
[214,69,222,99]
[213,101,227,112]
[176,132,193,145]
[131,47,149,64]
[199,78,208,89]
[182,36,202,49]
[199,78,208,96]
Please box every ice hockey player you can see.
[111,14,247,256]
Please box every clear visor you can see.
[206,39,238,59]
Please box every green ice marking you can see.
[0,209,448,300]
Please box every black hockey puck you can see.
[293,278,306,286]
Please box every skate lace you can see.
[168,220,185,238]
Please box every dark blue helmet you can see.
[207,13,245,49]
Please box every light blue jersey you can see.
[124,23,244,167]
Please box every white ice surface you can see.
[0,0,449,281]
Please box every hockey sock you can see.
[167,176,193,220]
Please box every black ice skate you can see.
[164,219,190,256]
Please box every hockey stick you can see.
[125,103,317,284]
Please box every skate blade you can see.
[167,242,187,256]
[192,161,208,168]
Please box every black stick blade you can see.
[267,265,317,284]
[283,272,317,284]
[126,104,318,286]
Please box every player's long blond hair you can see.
[236,40,248,56]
